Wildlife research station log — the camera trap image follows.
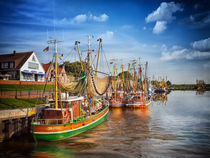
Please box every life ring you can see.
[63,111,68,118]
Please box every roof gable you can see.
[0,51,33,70]
[42,62,54,73]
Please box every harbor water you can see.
[0,91,210,157]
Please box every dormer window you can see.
[32,55,36,62]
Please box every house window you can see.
[32,55,36,62]
[10,62,14,68]
[28,62,39,69]
[2,62,8,68]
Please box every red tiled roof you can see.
[58,67,62,74]
[0,51,33,70]
[42,63,51,72]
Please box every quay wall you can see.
[0,106,48,142]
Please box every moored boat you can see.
[32,37,110,141]
[126,92,151,108]
[109,99,125,108]
[32,96,109,141]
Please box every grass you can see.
[0,98,45,109]
[0,84,55,91]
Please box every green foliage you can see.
[0,84,54,91]
[166,80,172,86]
[0,98,45,109]
[118,71,132,80]
[151,80,159,86]
[169,84,196,90]
[62,61,88,77]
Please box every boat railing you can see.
[33,115,86,125]
[33,119,70,125]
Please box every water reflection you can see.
[152,93,168,104]
[1,91,210,158]
[32,144,76,158]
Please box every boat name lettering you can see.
[48,126,62,130]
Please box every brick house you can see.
[0,51,45,82]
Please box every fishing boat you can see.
[153,78,168,93]
[109,63,125,108]
[126,92,151,108]
[125,61,151,108]
[32,38,110,141]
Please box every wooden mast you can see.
[87,35,95,106]
[55,40,58,109]
[47,39,62,109]
[121,64,124,87]
[96,38,102,76]
[113,64,117,101]
[144,61,148,94]
[75,41,84,71]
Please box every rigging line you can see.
[101,47,111,74]
[42,54,55,97]
[64,47,75,62]
[52,0,56,38]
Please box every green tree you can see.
[118,71,132,80]
[62,61,88,77]
[166,80,172,86]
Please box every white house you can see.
[0,51,45,82]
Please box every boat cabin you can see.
[44,96,84,124]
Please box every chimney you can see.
[13,50,16,55]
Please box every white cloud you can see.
[145,2,183,34]
[91,13,109,22]
[160,44,210,61]
[57,13,109,25]
[192,37,210,52]
[100,31,114,39]
[72,14,87,23]
[153,21,167,34]
[146,2,183,23]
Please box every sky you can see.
[0,0,210,84]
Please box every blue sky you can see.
[0,0,210,83]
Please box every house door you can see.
[35,74,38,81]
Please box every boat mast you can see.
[132,61,137,93]
[96,38,102,76]
[140,65,143,91]
[75,41,84,71]
[121,64,124,87]
[114,64,117,100]
[87,35,95,106]
[48,39,62,109]
[126,63,130,92]
[144,61,148,94]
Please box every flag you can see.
[43,46,49,52]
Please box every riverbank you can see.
[168,84,210,90]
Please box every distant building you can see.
[58,65,69,83]
[0,51,45,82]
[42,62,54,82]
[42,63,69,83]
